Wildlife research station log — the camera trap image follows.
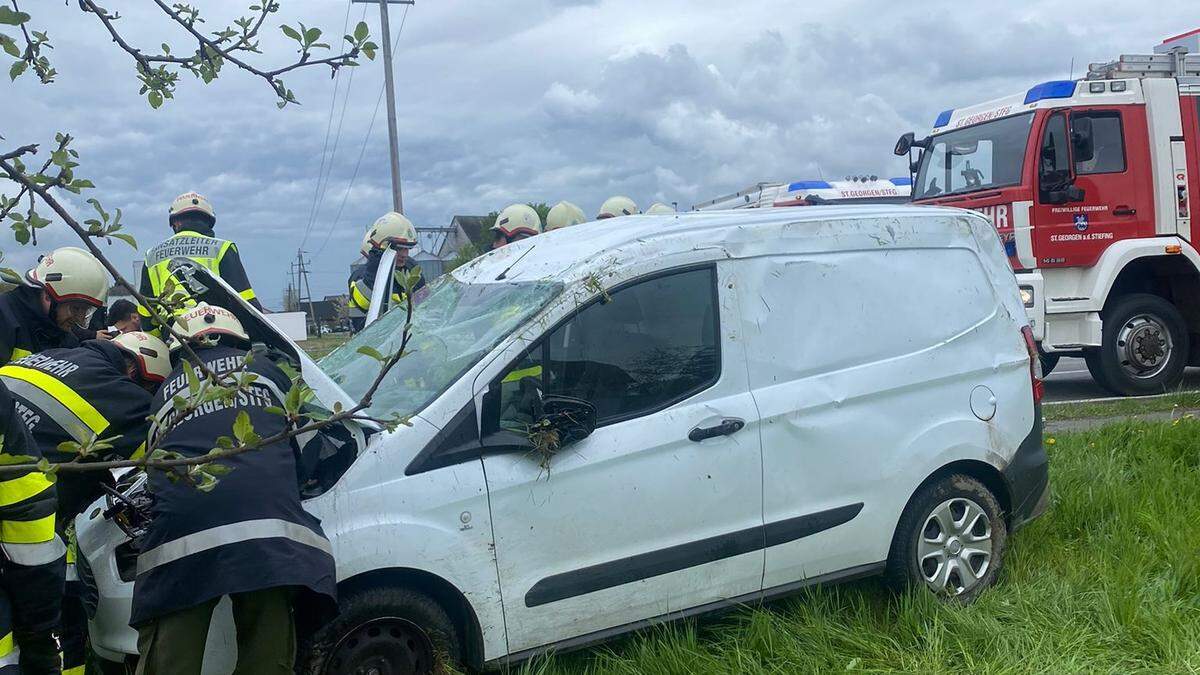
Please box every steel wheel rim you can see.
[1116,313,1172,380]
[324,617,436,675]
[917,497,993,596]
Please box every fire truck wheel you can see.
[1092,293,1188,396]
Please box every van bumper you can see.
[1004,405,1049,530]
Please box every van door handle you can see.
[1113,206,1137,216]
[689,418,745,442]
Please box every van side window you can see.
[496,266,720,429]
[1038,112,1071,201]
[1072,111,1126,175]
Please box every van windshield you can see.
[320,275,563,420]
[914,112,1034,199]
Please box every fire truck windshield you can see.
[914,112,1034,199]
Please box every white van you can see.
[77,205,1049,673]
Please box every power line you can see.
[300,0,363,250]
[311,3,410,259]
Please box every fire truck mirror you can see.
[1071,117,1095,163]
[894,132,915,156]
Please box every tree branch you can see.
[0,144,37,161]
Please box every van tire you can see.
[299,586,464,675]
[1092,294,1188,396]
[886,474,1007,604]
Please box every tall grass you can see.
[519,421,1200,674]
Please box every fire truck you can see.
[691,176,911,211]
[896,30,1200,396]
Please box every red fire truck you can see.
[896,31,1200,395]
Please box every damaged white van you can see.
[77,205,1048,673]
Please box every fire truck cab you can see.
[897,32,1200,396]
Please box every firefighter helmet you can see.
[169,191,216,223]
[112,331,172,383]
[25,247,108,307]
[545,201,587,231]
[175,303,249,346]
[366,212,418,250]
[597,195,638,219]
[491,204,542,238]
[644,202,675,215]
[358,228,374,258]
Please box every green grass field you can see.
[1045,390,1200,422]
[297,332,351,359]
[514,420,1200,674]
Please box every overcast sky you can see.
[2,1,1195,306]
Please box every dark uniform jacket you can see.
[347,252,426,330]
[0,286,79,366]
[0,380,66,673]
[0,341,151,522]
[130,345,336,626]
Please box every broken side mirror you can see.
[538,395,596,446]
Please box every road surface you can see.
[1044,357,1200,402]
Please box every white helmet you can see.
[112,331,172,383]
[645,202,675,215]
[545,201,587,231]
[175,302,249,346]
[597,195,639,219]
[169,191,216,222]
[491,204,542,239]
[25,247,108,307]
[358,229,374,258]
[366,211,418,250]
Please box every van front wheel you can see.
[886,474,1007,603]
[1091,294,1188,396]
[300,587,463,675]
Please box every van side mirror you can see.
[538,395,596,446]
[894,132,915,156]
[1071,117,1095,163]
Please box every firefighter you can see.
[0,247,109,365]
[0,380,67,675]
[597,195,639,220]
[491,203,542,249]
[138,192,263,332]
[132,304,336,674]
[0,331,169,675]
[346,212,426,331]
[645,202,676,215]
[545,201,587,231]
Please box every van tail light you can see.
[1021,325,1044,403]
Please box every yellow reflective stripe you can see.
[9,348,31,361]
[214,240,234,272]
[1,513,54,544]
[502,365,542,383]
[350,283,370,311]
[0,632,12,659]
[239,288,257,301]
[0,471,53,508]
[0,365,107,434]
[63,667,85,675]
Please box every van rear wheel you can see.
[300,587,463,675]
[886,474,1007,603]
[1090,294,1187,396]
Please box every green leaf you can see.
[0,35,19,59]
[232,410,253,444]
[110,232,138,249]
[148,90,164,109]
[354,21,368,42]
[162,42,171,54]
[185,362,201,395]
[0,7,31,26]
[9,60,26,81]
[280,24,301,41]
[205,462,232,477]
[362,44,376,60]
[215,436,234,449]
[304,27,321,44]
[356,345,386,362]
[0,453,36,466]
[264,406,286,417]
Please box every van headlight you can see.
[1019,285,1035,308]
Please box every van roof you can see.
[451,204,988,287]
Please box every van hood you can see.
[176,263,357,414]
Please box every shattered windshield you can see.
[915,112,1033,199]
[320,275,563,420]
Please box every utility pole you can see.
[354,0,413,214]
[294,250,322,337]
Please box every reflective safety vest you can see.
[0,341,151,523]
[139,230,258,322]
[0,286,79,366]
[347,256,426,314]
[0,380,68,674]
[131,345,336,627]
